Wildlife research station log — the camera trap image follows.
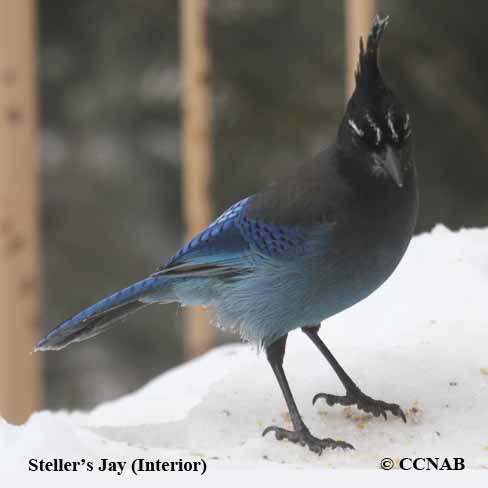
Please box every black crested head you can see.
[338,15,413,189]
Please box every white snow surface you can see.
[2,225,488,473]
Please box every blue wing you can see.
[155,196,307,278]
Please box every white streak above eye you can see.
[348,118,364,137]
[387,113,399,142]
[365,113,381,145]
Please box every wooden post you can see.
[345,0,376,100]
[180,0,216,358]
[0,0,42,424]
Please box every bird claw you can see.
[313,389,407,423]
[262,425,354,455]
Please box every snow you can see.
[2,225,488,478]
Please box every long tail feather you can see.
[35,276,169,351]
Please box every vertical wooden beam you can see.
[180,0,216,358]
[345,0,376,100]
[0,0,42,424]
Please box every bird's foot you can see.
[262,425,354,455]
[313,387,406,422]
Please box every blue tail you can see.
[35,276,170,351]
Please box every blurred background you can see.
[2,0,488,419]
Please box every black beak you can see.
[374,145,404,188]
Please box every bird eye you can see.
[348,119,364,138]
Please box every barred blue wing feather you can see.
[155,196,308,278]
[156,198,252,277]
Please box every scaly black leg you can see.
[262,333,354,454]
[302,325,406,422]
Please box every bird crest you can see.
[354,15,389,95]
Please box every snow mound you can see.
[2,225,488,471]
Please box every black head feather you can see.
[355,15,389,94]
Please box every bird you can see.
[35,15,418,455]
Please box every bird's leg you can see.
[302,325,406,422]
[262,334,354,454]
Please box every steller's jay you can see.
[36,16,418,454]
